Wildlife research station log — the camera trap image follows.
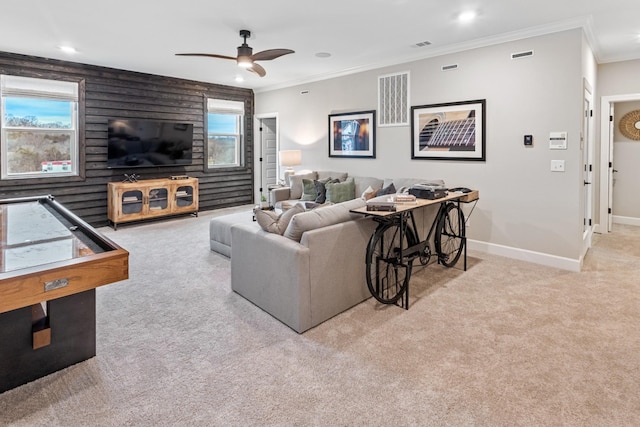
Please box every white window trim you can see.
[1,75,79,180]
[206,98,244,169]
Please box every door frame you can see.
[598,93,640,233]
[582,81,594,255]
[255,113,279,204]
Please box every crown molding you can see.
[256,16,593,94]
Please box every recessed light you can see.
[58,45,78,54]
[458,11,476,23]
[235,75,244,83]
[315,52,331,58]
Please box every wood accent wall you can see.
[0,51,254,226]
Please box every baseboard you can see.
[613,215,640,227]
[467,239,581,272]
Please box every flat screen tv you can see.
[107,119,193,168]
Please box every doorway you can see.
[599,93,640,233]
[256,114,279,201]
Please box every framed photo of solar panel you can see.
[411,99,486,161]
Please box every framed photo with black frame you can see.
[411,99,486,161]
[328,110,376,158]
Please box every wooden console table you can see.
[107,177,198,229]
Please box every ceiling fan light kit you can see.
[176,29,294,77]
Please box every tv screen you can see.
[107,119,193,168]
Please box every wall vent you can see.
[511,50,534,60]
[441,64,458,71]
[378,71,409,127]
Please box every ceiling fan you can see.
[176,29,294,77]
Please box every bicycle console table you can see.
[350,190,478,309]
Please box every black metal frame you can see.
[368,199,467,309]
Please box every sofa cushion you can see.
[317,171,348,182]
[325,177,355,203]
[255,204,304,234]
[283,198,365,242]
[290,172,317,199]
[352,176,384,198]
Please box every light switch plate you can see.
[551,160,565,172]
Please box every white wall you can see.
[256,29,587,267]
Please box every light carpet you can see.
[1,208,639,426]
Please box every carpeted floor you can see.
[1,207,639,426]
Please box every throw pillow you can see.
[289,172,317,199]
[377,183,396,196]
[254,204,304,235]
[301,179,317,201]
[314,180,327,204]
[325,178,356,204]
[313,178,337,204]
[360,185,377,200]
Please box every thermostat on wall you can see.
[549,132,567,150]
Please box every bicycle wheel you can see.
[435,203,465,267]
[365,221,417,304]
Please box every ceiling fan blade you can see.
[251,49,294,61]
[175,53,237,61]
[247,63,266,77]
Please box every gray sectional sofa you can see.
[221,171,445,333]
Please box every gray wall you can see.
[256,29,591,266]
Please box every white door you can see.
[260,117,278,190]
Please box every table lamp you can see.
[279,150,302,186]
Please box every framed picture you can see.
[411,99,486,161]
[328,110,376,158]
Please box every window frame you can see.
[205,98,245,170]
[0,75,83,181]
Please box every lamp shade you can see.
[279,150,302,167]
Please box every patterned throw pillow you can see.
[377,183,396,196]
[360,185,378,200]
[254,203,304,234]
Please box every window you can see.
[1,75,79,179]
[206,99,244,168]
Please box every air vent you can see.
[441,64,458,71]
[378,71,409,127]
[511,50,534,60]
[415,41,432,47]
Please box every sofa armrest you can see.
[230,224,311,332]
[270,187,292,205]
